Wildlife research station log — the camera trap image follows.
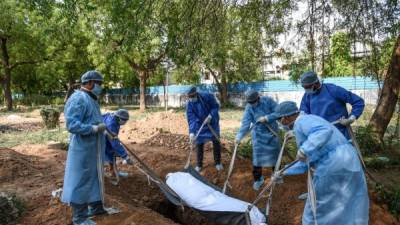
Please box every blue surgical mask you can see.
[189,97,198,102]
[92,83,103,96]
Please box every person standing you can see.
[62,70,107,225]
[275,101,369,225]
[235,90,280,190]
[186,86,223,172]
[299,71,365,139]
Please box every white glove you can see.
[122,156,133,165]
[204,114,212,124]
[296,149,307,162]
[189,133,196,143]
[284,130,295,139]
[271,172,283,184]
[256,116,268,123]
[339,115,356,126]
[93,123,107,133]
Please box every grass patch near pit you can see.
[0,127,69,149]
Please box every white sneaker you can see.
[215,164,223,171]
[253,176,265,191]
[195,166,202,172]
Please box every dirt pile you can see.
[144,132,191,151]
[122,111,188,143]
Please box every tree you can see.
[324,32,352,76]
[369,36,400,144]
[0,1,48,110]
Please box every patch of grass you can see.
[0,128,69,149]
[219,108,243,121]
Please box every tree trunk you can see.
[64,79,75,103]
[139,71,147,112]
[369,35,400,144]
[207,66,227,105]
[3,68,12,110]
[220,69,228,106]
[0,38,12,111]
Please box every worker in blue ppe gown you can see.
[275,101,369,225]
[62,70,107,225]
[186,86,223,172]
[235,90,280,191]
[103,109,133,179]
[299,71,365,139]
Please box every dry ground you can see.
[0,109,398,225]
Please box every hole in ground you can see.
[149,199,217,225]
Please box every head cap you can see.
[115,109,129,121]
[300,71,319,86]
[81,70,103,84]
[274,101,299,118]
[245,90,259,103]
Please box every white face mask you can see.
[305,88,317,94]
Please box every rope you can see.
[222,123,257,194]
[185,120,207,169]
[307,162,318,225]
[112,155,120,185]
[222,143,238,193]
[97,133,106,207]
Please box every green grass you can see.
[0,127,69,149]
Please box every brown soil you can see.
[0,111,398,225]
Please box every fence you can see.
[105,76,380,107]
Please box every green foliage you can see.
[40,106,61,129]
[238,139,253,159]
[0,192,25,225]
[355,125,384,155]
[374,184,400,216]
[324,32,353,76]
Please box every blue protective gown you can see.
[236,96,280,167]
[186,92,220,144]
[300,83,365,139]
[61,90,105,204]
[284,114,369,225]
[102,113,128,163]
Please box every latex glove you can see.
[93,123,107,133]
[271,172,283,184]
[339,115,356,126]
[189,133,196,143]
[284,130,295,139]
[122,156,133,165]
[234,138,241,146]
[256,116,268,123]
[296,149,307,162]
[204,114,212,124]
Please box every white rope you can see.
[222,143,239,193]
[307,162,318,225]
[97,133,105,207]
[185,121,207,169]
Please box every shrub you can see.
[0,192,25,225]
[40,106,61,129]
[355,125,384,155]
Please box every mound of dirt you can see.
[122,111,188,143]
[144,133,191,151]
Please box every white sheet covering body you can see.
[166,172,266,225]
